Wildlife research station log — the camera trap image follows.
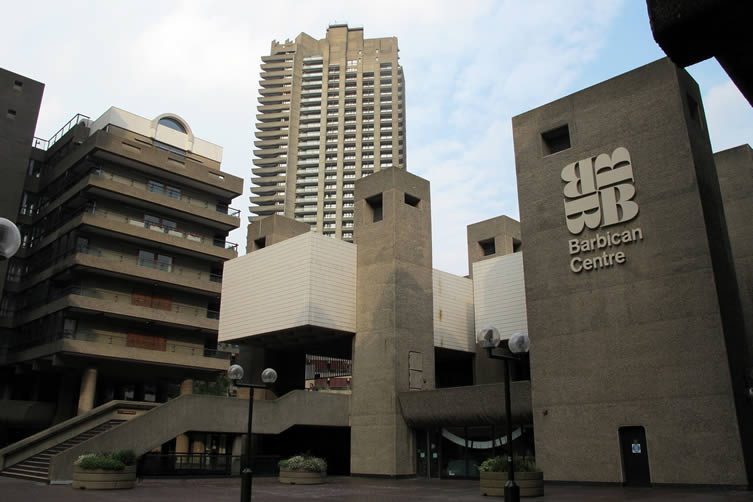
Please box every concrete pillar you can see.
[231,435,243,475]
[350,168,436,476]
[77,368,97,415]
[180,378,193,395]
[175,379,194,454]
[175,434,190,454]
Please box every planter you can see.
[480,471,544,497]
[278,468,326,485]
[72,465,136,490]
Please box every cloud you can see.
[703,80,753,153]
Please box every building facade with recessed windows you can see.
[0,68,243,468]
[250,25,406,243]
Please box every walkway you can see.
[0,476,750,501]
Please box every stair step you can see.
[0,418,133,484]
[0,471,48,483]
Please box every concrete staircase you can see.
[0,419,126,482]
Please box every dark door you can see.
[428,429,440,478]
[416,430,428,478]
[619,426,651,486]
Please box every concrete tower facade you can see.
[250,24,406,243]
[350,168,435,476]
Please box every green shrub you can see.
[111,449,137,466]
[478,456,539,473]
[74,450,137,471]
[278,454,327,473]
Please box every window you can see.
[253,237,266,251]
[541,124,570,155]
[367,194,383,222]
[479,239,496,256]
[144,215,176,232]
[138,250,173,272]
[513,238,522,253]
[76,237,89,253]
[63,318,77,336]
[13,80,23,91]
[7,109,16,119]
[158,117,187,133]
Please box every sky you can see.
[1,0,751,276]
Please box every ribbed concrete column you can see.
[77,368,97,415]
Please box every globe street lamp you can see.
[228,364,278,502]
[0,218,22,261]
[479,327,530,502]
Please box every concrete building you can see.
[0,69,244,465]
[1,60,751,490]
[250,24,407,242]
[513,58,752,486]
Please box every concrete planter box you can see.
[480,471,544,497]
[278,468,326,485]
[72,465,136,490]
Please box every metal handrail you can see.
[31,113,91,151]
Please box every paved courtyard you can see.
[0,476,751,501]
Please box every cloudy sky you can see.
[2,0,751,276]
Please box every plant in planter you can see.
[277,454,327,485]
[72,449,138,490]
[479,455,543,498]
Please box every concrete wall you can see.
[350,168,435,476]
[219,232,357,342]
[513,58,748,485]
[715,144,753,362]
[0,69,43,300]
[432,269,474,353]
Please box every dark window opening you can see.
[687,93,703,129]
[158,117,187,133]
[7,109,17,119]
[541,124,570,155]
[513,238,522,253]
[254,237,266,250]
[367,194,383,222]
[479,238,495,256]
[13,80,23,91]
[404,193,421,207]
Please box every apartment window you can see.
[63,318,77,336]
[148,180,181,199]
[479,239,496,256]
[138,250,173,272]
[158,117,187,133]
[253,237,266,251]
[367,194,383,222]
[144,215,176,232]
[541,124,571,155]
[513,238,522,253]
[6,109,16,119]
[13,80,23,91]
[76,237,89,253]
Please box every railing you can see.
[31,113,91,151]
[6,331,231,359]
[11,285,222,321]
[92,169,240,219]
[79,206,238,252]
[138,454,279,477]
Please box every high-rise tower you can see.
[250,24,406,242]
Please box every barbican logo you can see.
[561,146,639,235]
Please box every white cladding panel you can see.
[219,233,356,342]
[433,270,475,352]
[473,253,527,341]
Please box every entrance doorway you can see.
[416,430,440,478]
[619,426,651,486]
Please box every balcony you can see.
[296,186,319,194]
[251,184,284,196]
[256,120,290,131]
[11,286,221,331]
[297,168,319,174]
[259,77,292,88]
[249,194,285,205]
[251,204,285,215]
[252,155,287,166]
[252,165,286,176]
[302,72,323,80]
[2,331,231,370]
[297,158,319,166]
[253,147,287,158]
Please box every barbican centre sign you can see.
[562,147,644,273]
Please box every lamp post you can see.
[479,328,530,502]
[0,218,22,261]
[228,364,277,502]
